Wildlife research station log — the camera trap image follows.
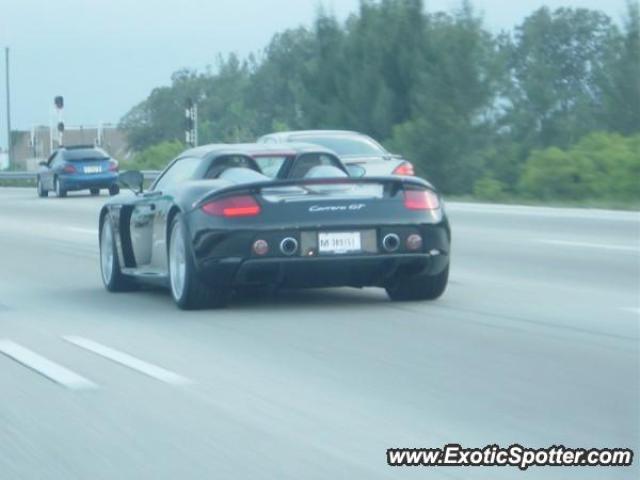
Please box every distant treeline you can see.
[120,0,640,202]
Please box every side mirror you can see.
[118,170,144,194]
[38,161,48,167]
[346,164,366,178]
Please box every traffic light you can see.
[53,96,65,146]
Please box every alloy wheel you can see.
[100,221,114,285]
[169,221,187,301]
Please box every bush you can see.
[122,141,185,171]
[517,132,640,201]
[518,147,593,200]
[570,132,640,200]
[473,177,507,201]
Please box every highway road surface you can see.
[0,186,638,479]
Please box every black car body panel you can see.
[100,144,450,298]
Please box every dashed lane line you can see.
[0,340,98,390]
[63,336,192,386]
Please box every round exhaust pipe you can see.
[382,233,400,252]
[280,237,299,256]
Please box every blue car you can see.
[37,145,120,197]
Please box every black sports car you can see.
[99,143,451,309]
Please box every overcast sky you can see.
[0,0,630,147]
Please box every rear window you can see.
[63,148,109,161]
[288,153,344,179]
[290,135,385,156]
[253,156,288,178]
[205,155,257,178]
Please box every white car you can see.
[257,130,415,176]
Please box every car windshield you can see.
[290,136,386,156]
[64,148,109,161]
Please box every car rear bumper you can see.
[197,252,449,288]
[186,209,451,289]
[59,172,117,190]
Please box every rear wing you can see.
[192,176,436,210]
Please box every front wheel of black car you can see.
[385,265,449,301]
[36,177,48,197]
[100,214,136,292]
[168,215,229,310]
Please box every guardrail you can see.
[0,171,37,180]
[0,170,161,181]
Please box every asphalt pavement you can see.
[0,186,638,479]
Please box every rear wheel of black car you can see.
[168,215,229,310]
[100,214,136,292]
[54,177,66,198]
[385,265,449,301]
[36,177,48,197]
[90,188,100,196]
[108,184,120,196]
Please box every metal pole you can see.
[57,109,63,146]
[30,126,35,158]
[49,107,53,154]
[5,47,11,167]
[194,104,198,147]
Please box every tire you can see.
[108,184,120,196]
[36,176,48,197]
[385,264,449,301]
[90,188,100,196]
[54,177,67,198]
[100,214,137,292]
[168,214,230,310]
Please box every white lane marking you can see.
[620,307,640,315]
[537,239,639,253]
[0,340,98,390]
[446,202,640,222]
[63,336,192,385]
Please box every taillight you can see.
[404,190,440,210]
[62,164,76,174]
[392,162,414,176]
[201,195,261,217]
[108,160,119,172]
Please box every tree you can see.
[503,7,618,150]
[247,28,315,133]
[390,2,502,193]
[599,1,640,135]
[117,1,637,203]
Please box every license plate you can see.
[83,166,101,174]
[318,232,361,254]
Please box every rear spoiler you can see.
[192,176,435,209]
